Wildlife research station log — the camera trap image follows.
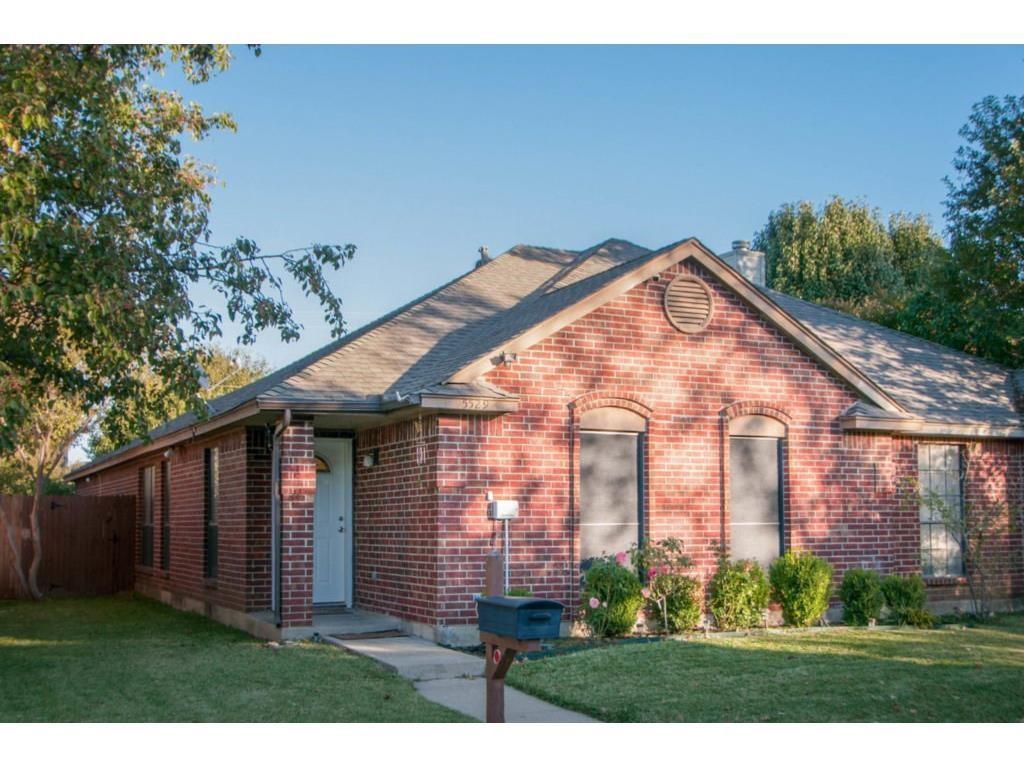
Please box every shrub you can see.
[881,573,927,625]
[505,586,533,597]
[579,554,642,637]
[838,568,883,625]
[769,551,833,627]
[708,558,770,630]
[901,607,936,629]
[661,576,702,632]
[632,538,702,634]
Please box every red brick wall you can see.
[76,427,252,613]
[353,417,441,626]
[426,259,1023,624]
[278,418,315,628]
[245,427,273,612]
[899,438,1024,604]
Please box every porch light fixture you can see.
[361,448,379,468]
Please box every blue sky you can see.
[175,45,1023,370]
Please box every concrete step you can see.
[312,609,401,637]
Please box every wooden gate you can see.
[0,494,135,598]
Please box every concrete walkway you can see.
[328,635,596,723]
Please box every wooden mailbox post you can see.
[478,550,563,723]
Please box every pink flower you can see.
[615,552,628,565]
[647,567,658,579]
[660,565,672,575]
[641,587,651,599]
[589,597,600,609]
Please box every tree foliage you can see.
[898,95,1024,368]
[0,45,354,454]
[755,90,1024,369]
[87,345,270,458]
[754,196,945,326]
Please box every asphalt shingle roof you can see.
[765,288,1021,426]
[81,236,1021,472]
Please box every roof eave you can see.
[842,413,1024,439]
[65,400,264,482]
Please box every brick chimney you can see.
[720,239,766,287]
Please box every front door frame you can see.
[312,436,353,607]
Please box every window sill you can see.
[923,576,968,587]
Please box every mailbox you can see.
[476,596,564,640]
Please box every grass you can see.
[0,596,471,722]
[507,614,1024,722]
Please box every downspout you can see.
[271,409,292,627]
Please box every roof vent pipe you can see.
[720,239,766,287]
[475,246,492,268]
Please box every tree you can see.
[900,95,1024,368]
[0,379,94,598]
[87,345,271,458]
[0,45,354,455]
[0,45,355,598]
[901,469,1020,619]
[754,197,944,327]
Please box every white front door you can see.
[313,437,352,605]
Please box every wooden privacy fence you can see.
[0,494,135,599]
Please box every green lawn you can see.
[508,615,1024,722]
[0,596,469,722]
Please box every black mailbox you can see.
[476,596,564,640]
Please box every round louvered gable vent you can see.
[663,275,713,333]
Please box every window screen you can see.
[918,443,964,578]
[729,436,783,569]
[579,431,642,567]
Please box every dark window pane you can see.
[140,466,154,567]
[204,448,219,579]
[161,461,170,571]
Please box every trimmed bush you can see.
[900,607,936,629]
[632,538,702,634]
[769,551,833,627]
[881,573,928,625]
[708,558,770,630]
[838,568,883,625]
[645,573,702,633]
[580,555,642,637]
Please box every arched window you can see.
[315,455,331,473]
[579,406,646,568]
[729,415,785,568]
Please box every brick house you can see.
[68,237,1024,643]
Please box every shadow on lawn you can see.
[0,595,244,644]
